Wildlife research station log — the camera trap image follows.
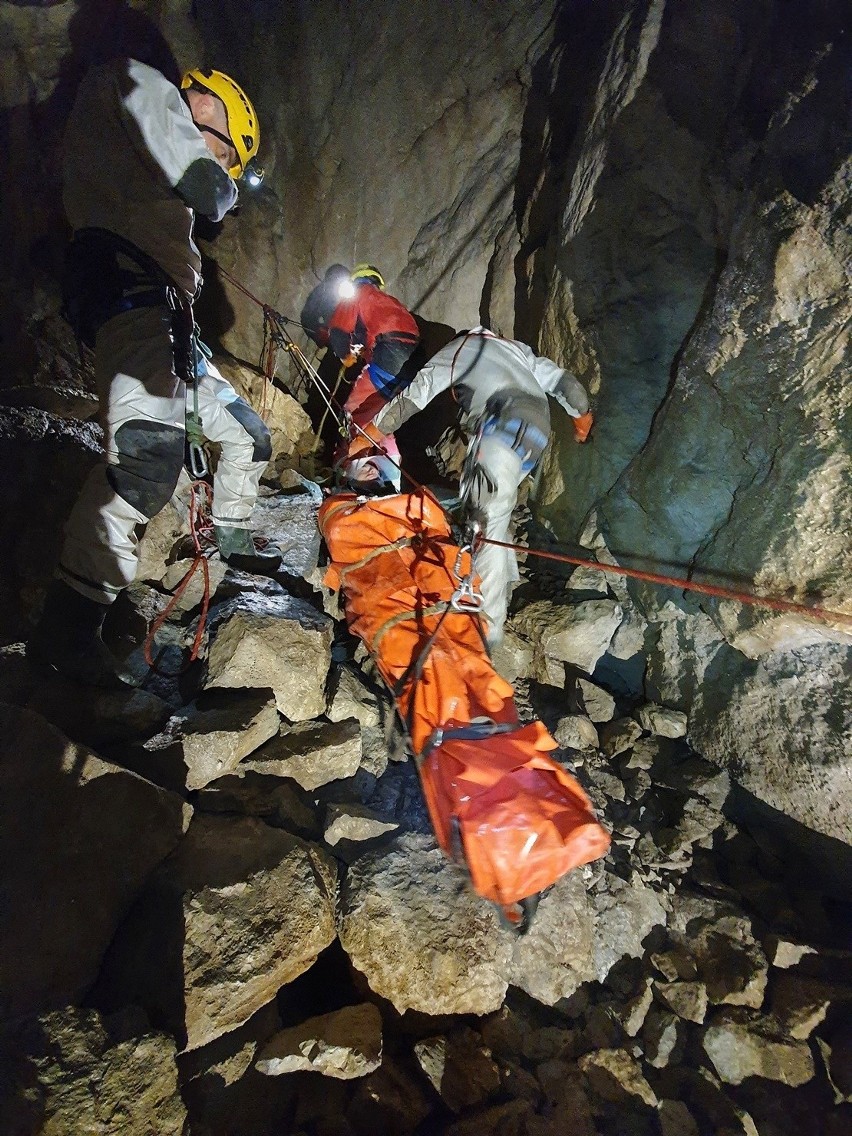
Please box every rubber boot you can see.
[215,525,282,574]
[27,579,138,689]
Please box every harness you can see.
[62,227,198,386]
[62,227,210,477]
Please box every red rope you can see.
[215,267,850,630]
[143,480,215,674]
[481,536,852,627]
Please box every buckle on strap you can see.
[422,719,521,756]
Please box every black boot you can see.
[27,580,138,689]
[215,525,282,574]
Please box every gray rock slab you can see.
[703,1010,815,1086]
[592,876,669,982]
[553,713,600,751]
[512,599,623,674]
[578,1047,658,1107]
[256,1002,382,1079]
[194,771,322,839]
[96,814,338,1051]
[338,833,511,1015]
[690,642,852,844]
[576,678,616,723]
[414,1026,501,1112]
[242,718,362,790]
[205,592,333,720]
[506,871,597,1004]
[324,802,398,847]
[161,556,229,615]
[173,689,280,790]
[600,717,644,759]
[654,980,708,1024]
[637,702,688,738]
[327,666,382,728]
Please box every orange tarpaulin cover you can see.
[318,490,610,907]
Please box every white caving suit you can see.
[374,328,591,645]
[59,58,271,604]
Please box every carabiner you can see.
[188,442,208,479]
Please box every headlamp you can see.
[337,279,356,300]
[243,157,265,188]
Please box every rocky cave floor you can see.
[1,474,850,1136]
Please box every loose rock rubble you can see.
[2,477,848,1136]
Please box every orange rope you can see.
[143,480,214,674]
[482,536,852,627]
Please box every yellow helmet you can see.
[351,264,386,290]
[181,68,259,179]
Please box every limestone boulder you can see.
[414,1027,501,1112]
[491,629,535,684]
[592,875,669,983]
[347,1056,432,1136]
[657,1099,701,1136]
[327,665,382,728]
[194,771,322,840]
[160,556,229,616]
[637,702,687,738]
[703,1009,815,1087]
[338,834,512,1015]
[241,717,362,790]
[769,974,843,1040]
[0,1008,185,1136]
[643,1007,686,1069]
[97,814,338,1050]
[324,802,398,847]
[600,717,644,759]
[669,897,768,1009]
[204,591,333,719]
[512,599,623,674]
[173,689,281,790]
[505,871,597,1004]
[578,1048,658,1108]
[0,704,190,1023]
[256,1002,382,1079]
[576,678,616,723]
[654,980,708,1024]
[553,713,599,752]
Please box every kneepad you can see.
[107,420,186,517]
[225,399,273,462]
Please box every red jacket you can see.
[328,284,419,376]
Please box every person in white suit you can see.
[374,327,594,645]
[29,59,274,686]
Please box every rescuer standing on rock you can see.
[373,328,594,646]
[300,264,420,490]
[28,59,277,687]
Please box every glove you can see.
[373,394,419,435]
[572,411,594,443]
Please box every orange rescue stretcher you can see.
[318,489,611,928]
